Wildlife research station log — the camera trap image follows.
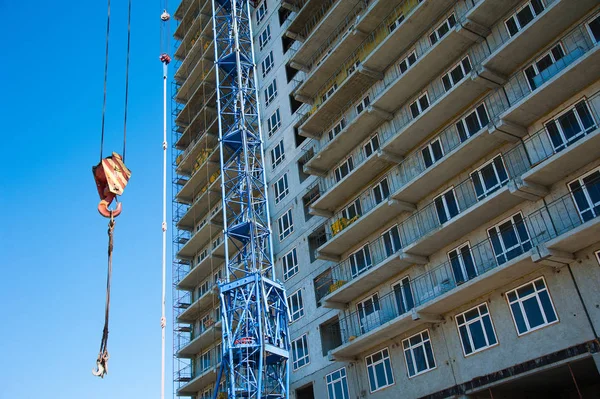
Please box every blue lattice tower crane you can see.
[211,0,290,398]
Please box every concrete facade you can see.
[172,0,600,398]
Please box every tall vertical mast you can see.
[211,0,290,397]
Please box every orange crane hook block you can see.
[93,152,132,218]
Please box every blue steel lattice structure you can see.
[211,0,290,398]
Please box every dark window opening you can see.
[302,185,320,221]
[320,318,342,356]
[313,269,332,307]
[278,7,291,26]
[286,63,299,83]
[308,225,327,263]
[290,94,303,114]
[282,35,294,54]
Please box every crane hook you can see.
[93,152,131,219]
[92,352,109,378]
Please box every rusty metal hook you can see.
[98,197,122,218]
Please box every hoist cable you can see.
[100,0,111,162]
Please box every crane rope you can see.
[92,0,133,378]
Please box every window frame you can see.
[487,212,532,265]
[421,137,444,168]
[365,348,395,393]
[391,275,414,314]
[568,167,600,222]
[356,94,371,115]
[274,173,289,204]
[402,329,437,378]
[261,51,274,78]
[505,277,559,336]
[441,56,472,92]
[278,208,294,241]
[363,133,380,158]
[470,154,509,200]
[267,108,281,137]
[264,78,278,107]
[410,92,430,118]
[586,13,600,44]
[349,244,372,278]
[372,177,390,205]
[334,156,354,182]
[523,42,565,91]
[456,103,490,142]
[288,288,305,322]
[455,302,499,357]
[259,24,271,50]
[398,50,417,75]
[270,140,285,169]
[433,186,460,224]
[447,241,477,284]
[282,247,299,280]
[328,118,347,141]
[291,334,310,370]
[326,367,350,399]
[544,99,596,152]
[429,13,456,45]
[504,0,544,37]
[256,0,267,23]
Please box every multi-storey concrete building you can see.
[172,0,600,398]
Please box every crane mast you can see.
[211,0,290,398]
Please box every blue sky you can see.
[1,1,175,397]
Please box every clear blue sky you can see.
[1,1,176,397]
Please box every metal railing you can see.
[174,345,222,390]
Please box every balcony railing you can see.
[296,0,336,40]
[175,345,222,390]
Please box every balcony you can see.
[174,0,193,21]
[174,0,210,41]
[174,36,215,85]
[399,160,538,258]
[175,131,219,177]
[462,0,522,30]
[177,171,221,216]
[177,285,218,323]
[499,39,600,130]
[309,149,394,214]
[380,67,496,157]
[174,6,213,62]
[178,234,238,290]
[177,147,220,202]
[174,79,217,129]
[177,321,222,358]
[329,221,545,359]
[175,347,220,396]
[174,101,219,151]
[284,0,332,41]
[482,0,598,76]
[176,207,222,259]
[514,91,600,187]
[175,64,216,106]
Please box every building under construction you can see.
[172,0,600,398]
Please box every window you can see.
[326,368,349,399]
[347,60,361,75]
[595,250,600,265]
[363,134,380,157]
[328,118,346,141]
[261,51,274,78]
[403,330,436,377]
[524,43,565,90]
[388,13,405,32]
[350,245,372,277]
[197,279,210,299]
[334,156,354,182]
[365,348,394,392]
[506,277,558,335]
[264,79,278,106]
[291,334,310,370]
[392,276,414,314]
[434,187,460,224]
[470,155,509,200]
[505,0,544,37]
[288,289,304,321]
[456,303,498,356]
[545,100,596,152]
[429,14,456,45]
[448,242,477,284]
[488,212,531,264]
[259,24,271,50]
[382,225,401,257]
[212,236,222,250]
[256,1,267,23]
[199,349,211,372]
[278,208,294,241]
[373,177,390,205]
[569,168,600,222]
[322,83,338,103]
[398,50,417,75]
[421,138,444,168]
[356,95,371,115]
[441,56,472,92]
[270,140,285,169]
[274,173,289,204]
[410,92,430,118]
[341,198,362,221]
[456,103,489,142]
[282,247,298,280]
[200,387,213,399]
[267,108,281,137]
[587,13,600,43]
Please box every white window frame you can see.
[586,13,600,44]
[568,167,600,221]
[595,250,600,265]
[326,367,349,399]
[357,293,381,333]
[347,60,361,76]
[199,349,212,372]
[291,334,310,370]
[334,156,354,182]
[282,247,299,280]
[455,302,498,357]
[487,212,531,263]
[447,241,477,283]
[544,99,596,152]
[421,137,444,168]
[441,56,472,91]
[278,208,294,241]
[264,79,278,106]
[456,103,489,142]
[523,43,565,91]
[328,118,346,141]
[471,154,509,199]
[341,198,361,221]
[410,92,430,118]
[504,0,544,37]
[388,13,405,32]
[267,108,281,137]
[288,289,305,322]
[256,1,267,23]
[506,277,559,336]
[363,133,380,158]
[259,24,271,50]
[270,140,285,169]
[402,329,437,378]
[382,225,402,256]
[429,13,456,45]
[274,173,289,204]
[372,177,390,204]
[391,276,413,314]
[365,348,395,393]
[398,50,417,75]
[356,94,371,115]
[261,51,274,78]
[322,83,338,103]
[349,244,372,278]
[434,186,460,224]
